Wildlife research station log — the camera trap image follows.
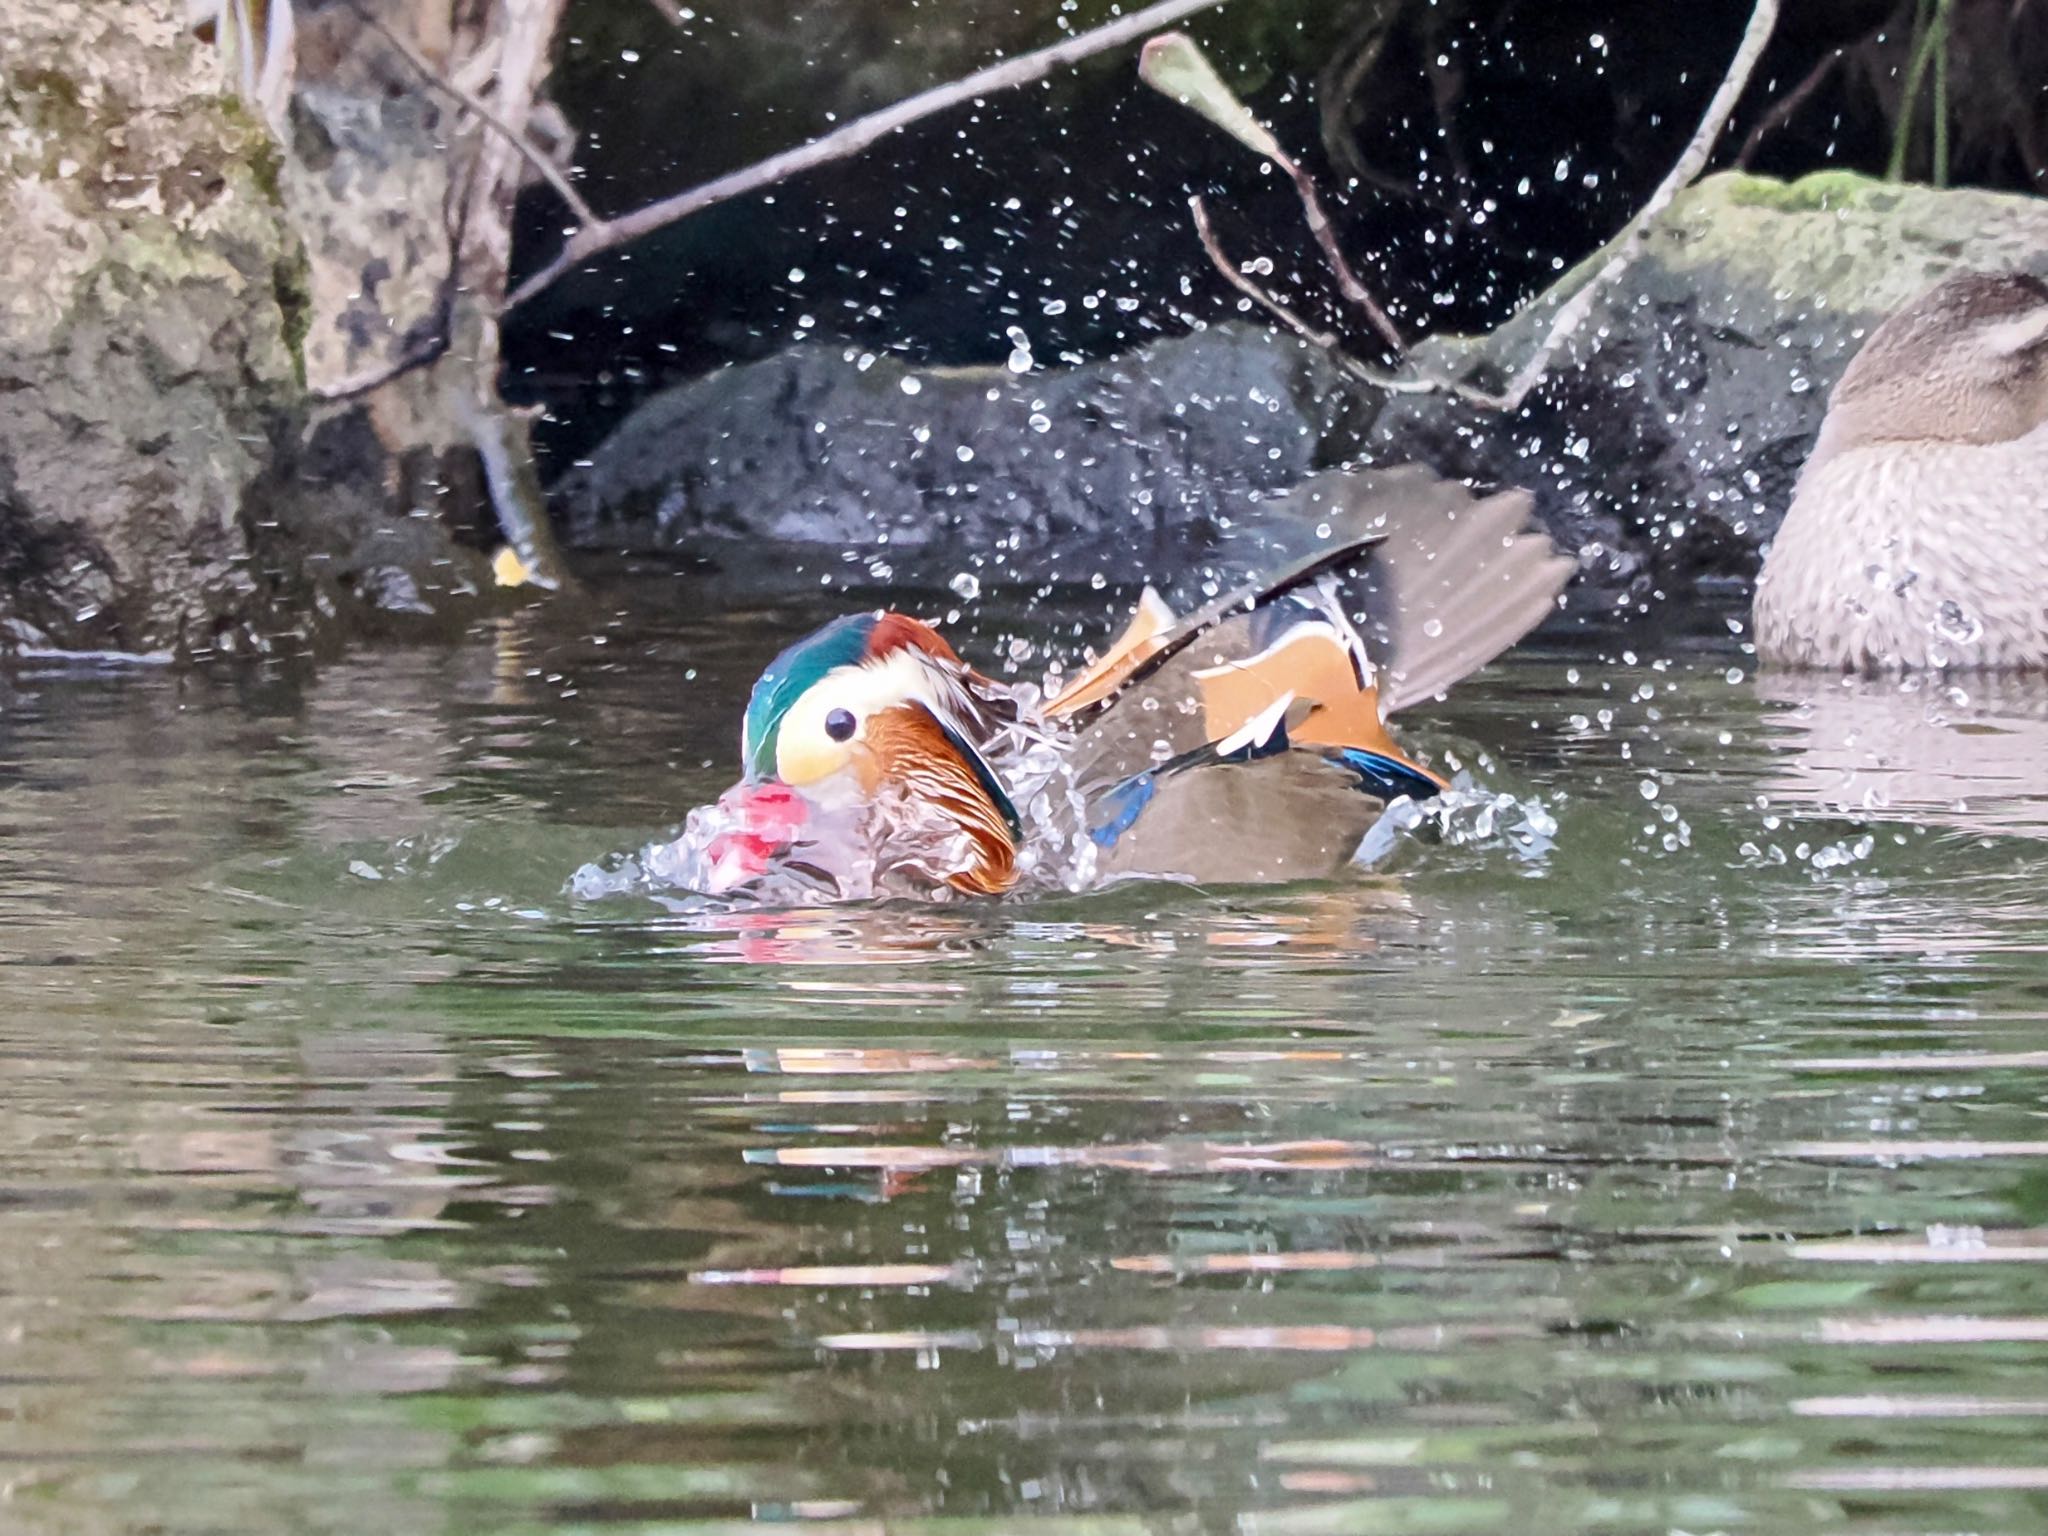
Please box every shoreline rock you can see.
[0,0,513,662]
[1368,171,2048,612]
[555,326,1378,593]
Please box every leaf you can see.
[1138,32,1287,164]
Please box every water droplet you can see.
[1639,779,1659,801]
[1931,599,1983,646]
[955,445,974,463]
[949,572,981,601]
[900,377,922,396]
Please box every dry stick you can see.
[1276,156,1404,353]
[503,0,1242,313]
[349,1,596,228]
[1189,197,1445,396]
[1189,196,1402,389]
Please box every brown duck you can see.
[1755,270,2048,671]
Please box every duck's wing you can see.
[1224,465,1576,715]
[1052,466,1570,789]
[1047,525,1388,732]
[1042,587,1177,717]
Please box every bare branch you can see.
[308,335,451,401]
[1279,159,1403,354]
[1190,197,1449,397]
[1187,0,1780,413]
[1190,196,1346,352]
[349,1,597,228]
[462,387,576,592]
[1143,30,1404,354]
[503,0,1242,313]
[1737,45,1843,168]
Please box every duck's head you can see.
[1812,270,2048,470]
[735,612,1021,894]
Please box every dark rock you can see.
[558,172,2048,613]
[1367,171,2048,614]
[556,325,1378,588]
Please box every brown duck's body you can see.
[1755,271,2048,672]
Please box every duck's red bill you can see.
[701,782,812,894]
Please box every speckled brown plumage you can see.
[1756,271,2048,672]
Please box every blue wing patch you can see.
[1330,747,1445,803]
[1087,712,1294,850]
[1089,737,1442,852]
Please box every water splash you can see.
[1352,775,1559,869]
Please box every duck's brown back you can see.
[1757,271,2048,672]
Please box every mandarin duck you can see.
[1755,270,2048,672]
[693,467,1573,899]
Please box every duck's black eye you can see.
[824,708,857,742]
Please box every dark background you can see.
[503,0,2045,469]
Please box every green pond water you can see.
[5,574,2048,1535]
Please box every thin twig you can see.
[1931,0,1951,186]
[349,1,597,227]
[1190,196,1346,351]
[503,0,1242,313]
[1189,0,1780,413]
[1278,159,1404,353]
[1737,46,1842,168]
[1887,0,1946,181]
[1465,0,1780,412]
[1189,197,1443,397]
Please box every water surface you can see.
[4,578,2048,1534]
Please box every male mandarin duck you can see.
[1756,270,2048,672]
[697,467,1573,899]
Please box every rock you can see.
[0,0,511,658]
[556,325,1378,589]
[558,171,2048,611]
[0,1,309,655]
[1366,171,2048,614]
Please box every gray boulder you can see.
[0,2,311,656]
[1368,170,2048,612]
[0,0,510,660]
[556,326,1377,587]
[561,171,2048,612]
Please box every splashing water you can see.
[1352,775,1560,869]
[573,683,1106,905]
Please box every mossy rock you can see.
[1366,170,2048,612]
